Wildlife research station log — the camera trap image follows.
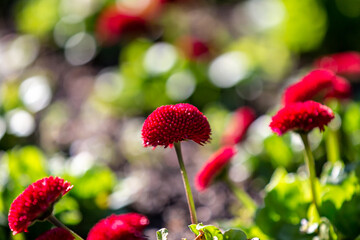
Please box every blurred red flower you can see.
[195,146,237,191]
[177,36,210,60]
[221,107,255,146]
[36,228,74,240]
[270,101,334,136]
[96,0,163,45]
[8,176,73,235]
[282,69,351,105]
[96,6,146,45]
[325,76,351,99]
[315,51,360,78]
[87,213,149,240]
[142,103,211,148]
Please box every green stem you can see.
[174,142,198,224]
[224,177,256,214]
[47,214,84,240]
[300,133,320,215]
[325,129,340,164]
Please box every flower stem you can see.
[224,177,256,214]
[300,133,320,215]
[47,214,84,240]
[174,142,198,224]
[325,129,340,164]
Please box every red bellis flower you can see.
[177,36,210,60]
[221,107,256,146]
[270,101,334,136]
[96,5,146,45]
[142,103,211,148]
[315,51,360,78]
[87,213,149,240]
[282,69,351,105]
[8,176,73,235]
[195,146,237,191]
[36,228,74,240]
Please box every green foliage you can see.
[156,228,169,240]
[65,167,116,200]
[188,224,250,240]
[16,0,59,37]
[264,135,293,168]
[255,168,313,239]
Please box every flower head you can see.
[8,176,73,235]
[282,69,351,105]
[96,5,146,45]
[36,228,74,240]
[315,51,360,78]
[195,146,237,191]
[270,101,334,136]
[142,103,211,148]
[325,76,351,100]
[87,213,149,240]
[177,36,210,60]
[282,69,336,105]
[221,107,255,145]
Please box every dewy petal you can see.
[195,146,237,191]
[221,107,256,145]
[86,213,149,240]
[142,103,211,148]
[8,176,73,235]
[36,228,74,240]
[269,101,334,136]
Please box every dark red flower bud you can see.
[195,146,237,191]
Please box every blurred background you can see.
[1,0,360,239]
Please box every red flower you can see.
[142,103,211,148]
[282,69,335,105]
[221,107,255,145]
[325,76,351,100]
[282,69,351,105]
[87,213,149,240]
[96,5,146,45]
[36,228,74,240]
[8,176,73,235]
[270,101,334,136]
[195,146,237,191]
[315,51,360,78]
[177,36,210,60]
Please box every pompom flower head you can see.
[36,228,74,240]
[270,101,334,136]
[87,213,149,240]
[195,146,237,191]
[221,107,255,145]
[142,103,211,148]
[8,176,73,235]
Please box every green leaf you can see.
[189,224,223,240]
[223,229,247,240]
[66,166,116,199]
[255,168,314,239]
[157,228,169,240]
[189,224,200,235]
